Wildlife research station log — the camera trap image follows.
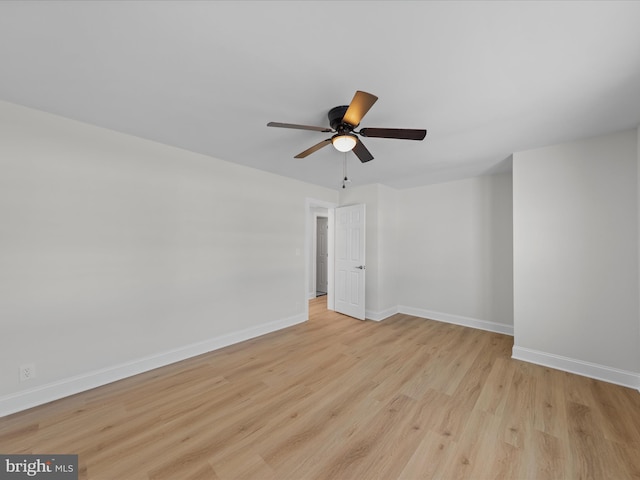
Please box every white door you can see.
[334,204,366,320]
[316,217,328,294]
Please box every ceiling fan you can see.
[267,90,427,163]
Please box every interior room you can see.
[1,1,639,478]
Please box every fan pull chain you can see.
[342,152,351,189]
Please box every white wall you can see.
[396,174,514,332]
[376,185,400,315]
[0,101,337,415]
[339,175,513,330]
[513,129,640,386]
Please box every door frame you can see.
[305,198,338,319]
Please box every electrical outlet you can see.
[19,363,36,382]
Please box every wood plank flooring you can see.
[2,297,640,479]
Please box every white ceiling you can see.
[1,1,640,190]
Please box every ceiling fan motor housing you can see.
[328,105,352,132]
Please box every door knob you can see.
[355,265,366,270]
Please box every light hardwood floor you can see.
[2,297,640,479]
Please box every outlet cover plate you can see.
[19,363,36,382]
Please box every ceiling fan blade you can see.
[352,138,374,163]
[294,139,332,158]
[359,127,427,140]
[342,91,378,127]
[267,122,332,133]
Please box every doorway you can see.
[305,198,337,320]
[304,198,367,322]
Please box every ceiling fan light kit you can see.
[267,90,427,163]
[332,134,357,152]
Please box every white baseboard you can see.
[398,305,514,336]
[512,346,640,391]
[365,306,399,322]
[0,313,307,418]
